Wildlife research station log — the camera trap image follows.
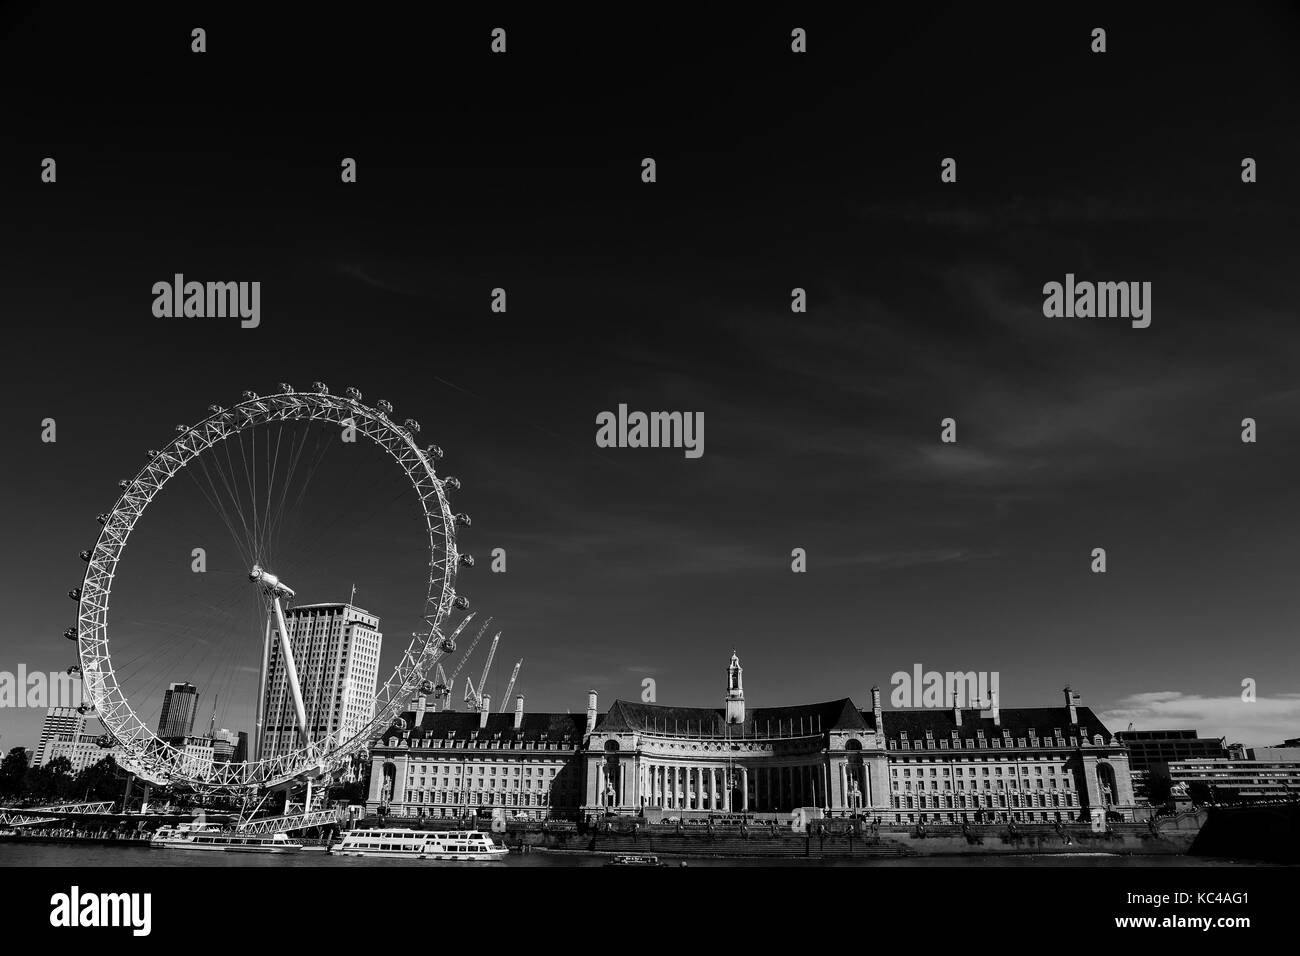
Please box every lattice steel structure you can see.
[71,385,471,790]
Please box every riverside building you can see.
[366,654,1137,825]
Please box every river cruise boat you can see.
[330,827,508,861]
[150,824,302,853]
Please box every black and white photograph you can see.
[0,3,1294,938]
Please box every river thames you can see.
[0,844,1260,867]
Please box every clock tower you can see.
[725,651,745,724]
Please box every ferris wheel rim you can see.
[74,387,464,791]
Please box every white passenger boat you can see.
[330,827,508,861]
[150,823,302,853]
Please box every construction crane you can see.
[464,631,501,711]
[431,617,492,711]
[499,659,523,711]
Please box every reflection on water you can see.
[0,843,1257,868]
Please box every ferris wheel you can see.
[66,383,475,791]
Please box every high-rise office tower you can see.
[157,682,200,739]
[258,602,381,761]
[34,707,84,767]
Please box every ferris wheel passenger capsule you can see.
[454,512,471,528]
[344,386,362,401]
[77,704,92,715]
[443,476,461,492]
[67,664,81,675]
[425,444,444,460]
[79,549,92,561]
[207,404,224,414]
[68,587,81,600]
[418,679,434,694]
[278,382,294,393]
[96,735,113,748]
[118,479,131,490]
[459,553,475,567]
[64,627,77,641]
[175,424,187,433]
[440,635,457,652]
[311,381,329,394]
[453,595,471,611]
[95,513,108,524]
[377,399,393,415]
[404,418,421,434]
[241,390,259,400]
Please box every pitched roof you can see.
[382,709,586,743]
[595,698,870,735]
[876,705,1113,742]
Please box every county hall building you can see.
[366,654,1135,825]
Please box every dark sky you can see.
[2,5,1299,755]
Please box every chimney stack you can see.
[870,685,883,732]
[480,695,491,728]
[981,690,1000,726]
[514,694,525,730]
[953,692,962,727]
[585,690,598,734]
[414,695,427,722]
[1065,686,1078,725]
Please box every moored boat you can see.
[329,827,507,861]
[150,824,302,853]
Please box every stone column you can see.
[393,755,409,806]
[709,767,717,810]
[741,767,749,811]
[838,763,848,813]
[366,755,386,804]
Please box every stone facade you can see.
[366,658,1137,825]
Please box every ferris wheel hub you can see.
[248,564,295,598]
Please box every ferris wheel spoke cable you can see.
[264,422,314,564]
[111,576,257,727]
[276,469,412,596]
[191,451,256,570]
[111,575,251,680]
[216,429,259,562]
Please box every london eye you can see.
[66,384,474,792]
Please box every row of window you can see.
[889,735,1103,750]
[407,777,555,790]
[402,791,559,806]
[391,739,575,751]
[408,764,560,776]
[893,764,1068,777]
[898,779,1069,792]
[893,792,1078,809]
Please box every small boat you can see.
[150,824,302,853]
[606,854,664,867]
[330,827,507,861]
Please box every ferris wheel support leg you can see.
[271,595,310,750]
[254,611,271,761]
